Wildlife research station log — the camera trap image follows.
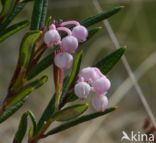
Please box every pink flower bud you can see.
[54,52,73,69]
[72,25,88,42]
[74,82,91,99]
[78,67,103,84]
[92,95,108,112]
[93,76,111,95]
[61,35,78,53]
[44,30,61,47]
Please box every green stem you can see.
[53,54,64,111]
[53,65,62,111]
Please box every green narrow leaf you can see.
[27,111,37,136]
[45,107,116,136]
[0,0,31,29]
[0,101,24,124]
[31,0,44,30]
[95,47,126,74]
[7,76,48,107]
[13,112,28,143]
[19,31,41,68]
[81,6,123,27]
[60,51,83,105]
[40,0,48,27]
[36,96,55,134]
[53,104,88,122]
[0,20,29,42]
[10,31,42,90]
[13,111,37,143]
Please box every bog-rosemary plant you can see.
[0,0,125,143]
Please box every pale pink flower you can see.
[78,67,103,84]
[61,35,78,53]
[54,52,73,69]
[74,82,91,99]
[92,95,108,112]
[72,25,88,42]
[44,29,61,47]
[92,76,111,95]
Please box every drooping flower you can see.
[72,25,88,42]
[44,29,61,47]
[78,67,103,84]
[92,76,111,95]
[74,82,91,99]
[61,35,78,53]
[92,95,108,112]
[54,52,73,69]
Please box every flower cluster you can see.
[44,20,88,70]
[74,67,111,112]
[43,20,111,112]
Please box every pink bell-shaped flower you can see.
[78,67,103,84]
[54,52,73,69]
[44,29,61,47]
[92,76,111,95]
[61,35,78,53]
[92,95,108,112]
[74,82,91,99]
[72,25,88,42]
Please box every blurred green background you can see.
[0,0,156,142]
